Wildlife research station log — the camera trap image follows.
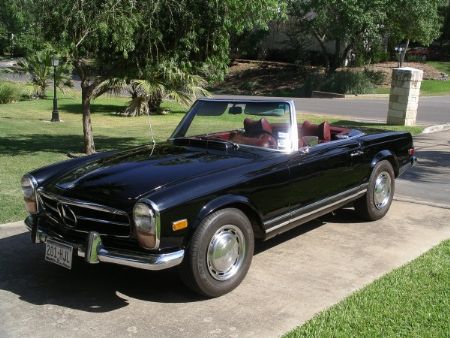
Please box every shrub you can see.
[363,68,386,86]
[302,71,376,96]
[301,73,325,97]
[240,80,259,92]
[0,82,20,104]
[320,71,374,95]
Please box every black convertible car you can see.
[21,98,416,297]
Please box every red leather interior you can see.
[230,133,277,148]
[244,118,273,136]
[201,119,349,149]
[229,118,277,148]
[299,120,332,146]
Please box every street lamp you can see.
[51,56,60,122]
[394,46,406,68]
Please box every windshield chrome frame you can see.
[169,98,299,154]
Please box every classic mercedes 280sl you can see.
[21,98,416,297]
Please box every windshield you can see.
[172,100,293,151]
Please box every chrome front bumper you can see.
[26,220,184,271]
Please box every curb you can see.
[0,221,25,228]
[422,123,450,134]
[394,195,450,210]
[342,94,389,100]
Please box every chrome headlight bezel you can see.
[133,200,160,250]
[21,174,38,214]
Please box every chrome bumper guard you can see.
[27,221,184,271]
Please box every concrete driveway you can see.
[1,201,449,338]
[396,130,450,206]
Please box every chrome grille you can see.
[38,190,130,237]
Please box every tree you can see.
[442,3,450,40]
[16,49,72,98]
[288,0,388,73]
[35,0,280,154]
[0,0,39,55]
[36,0,140,154]
[387,0,448,64]
[97,60,210,116]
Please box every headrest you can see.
[244,118,273,136]
[318,122,331,141]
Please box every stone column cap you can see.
[392,67,423,81]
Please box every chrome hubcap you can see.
[206,225,246,281]
[374,171,392,209]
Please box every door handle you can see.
[350,150,364,157]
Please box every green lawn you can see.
[374,62,450,96]
[428,61,450,75]
[421,79,450,96]
[285,239,450,338]
[375,79,450,96]
[0,91,423,223]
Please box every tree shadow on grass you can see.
[0,134,142,156]
[59,102,187,116]
[58,102,126,115]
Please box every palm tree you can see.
[16,50,73,98]
[95,60,210,116]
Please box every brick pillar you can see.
[387,67,423,126]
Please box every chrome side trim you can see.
[39,190,129,217]
[265,184,368,234]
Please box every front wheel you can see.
[179,208,254,297]
[355,160,395,221]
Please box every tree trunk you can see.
[312,30,331,73]
[81,85,96,154]
[148,94,163,114]
[400,39,410,67]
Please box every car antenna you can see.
[147,111,156,156]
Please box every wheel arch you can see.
[192,195,265,239]
[371,150,399,177]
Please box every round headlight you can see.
[133,202,155,231]
[21,175,36,199]
[133,201,159,249]
[21,175,38,214]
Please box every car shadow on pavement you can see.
[399,149,450,184]
[0,210,361,312]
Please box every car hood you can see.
[43,142,258,210]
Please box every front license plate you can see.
[45,240,73,269]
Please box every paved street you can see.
[215,95,450,125]
[1,67,449,125]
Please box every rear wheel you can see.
[179,208,254,297]
[355,160,395,221]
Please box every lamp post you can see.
[50,56,60,122]
[394,46,405,68]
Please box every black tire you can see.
[354,160,395,221]
[179,208,254,298]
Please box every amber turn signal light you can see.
[172,219,188,231]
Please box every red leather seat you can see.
[230,118,277,148]
[244,118,273,136]
[300,120,331,143]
